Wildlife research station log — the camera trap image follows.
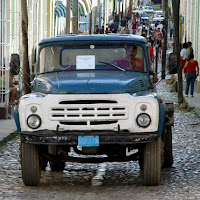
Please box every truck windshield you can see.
[39,44,147,73]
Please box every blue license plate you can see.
[78,136,99,147]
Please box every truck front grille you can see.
[50,99,128,126]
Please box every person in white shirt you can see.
[156,21,163,32]
[180,43,190,80]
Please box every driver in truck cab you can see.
[111,45,144,72]
[126,46,144,71]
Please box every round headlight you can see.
[136,113,151,127]
[30,106,37,113]
[27,114,41,129]
[140,104,147,111]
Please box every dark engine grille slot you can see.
[97,114,110,117]
[112,107,125,110]
[59,100,117,104]
[97,108,109,110]
[91,121,118,125]
[113,114,125,116]
[82,114,95,117]
[52,108,65,111]
[67,115,79,117]
[52,114,65,117]
[82,108,95,110]
[60,121,87,125]
[67,108,79,111]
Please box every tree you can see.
[72,0,78,34]
[21,0,31,94]
[161,0,168,80]
[172,0,183,105]
[66,0,71,34]
[129,0,133,20]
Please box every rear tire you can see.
[48,145,65,171]
[163,126,173,167]
[21,142,41,186]
[143,138,162,186]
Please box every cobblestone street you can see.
[1,80,200,200]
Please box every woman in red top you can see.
[184,54,199,97]
[131,16,137,35]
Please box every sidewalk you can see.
[166,37,200,116]
[0,117,17,144]
[183,82,200,116]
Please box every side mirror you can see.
[10,54,20,75]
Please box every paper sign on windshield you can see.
[76,55,95,70]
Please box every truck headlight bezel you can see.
[27,114,41,129]
[136,113,151,128]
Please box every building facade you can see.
[181,0,200,92]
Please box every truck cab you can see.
[14,34,174,186]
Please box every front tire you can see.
[143,138,162,186]
[21,142,41,186]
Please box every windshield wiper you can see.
[98,61,126,72]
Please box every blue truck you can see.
[14,34,174,186]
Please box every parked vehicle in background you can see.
[14,34,174,187]
[140,13,149,25]
[133,10,142,16]
[154,10,163,17]
[150,17,165,30]
[143,6,154,12]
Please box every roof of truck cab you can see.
[39,34,148,46]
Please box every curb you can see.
[0,130,18,146]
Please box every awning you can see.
[55,0,89,18]
[78,0,88,16]
[55,1,66,18]
[70,0,88,17]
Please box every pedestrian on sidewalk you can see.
[154,28,163,59]
[121,16,127,29]
[122,23,130,34]
[184,54,199,97]
[180,43,190,80]
[9,71,18,105]
[141,23,148,38]
[187,41,193,56]
[131,16,137,34]
[148,42,154,64]
[168,19,174,39]
[94,24,100,34]
[126,10,131,22]
[112,20,118,33]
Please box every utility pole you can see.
[161,0,168,79]
[66,0,71,34]
[21,0,31,94]
[129,0,133,20]
[113,0,116,18]
[172,0,183,105]
[89,6,92,34]
[72,0,78,34]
